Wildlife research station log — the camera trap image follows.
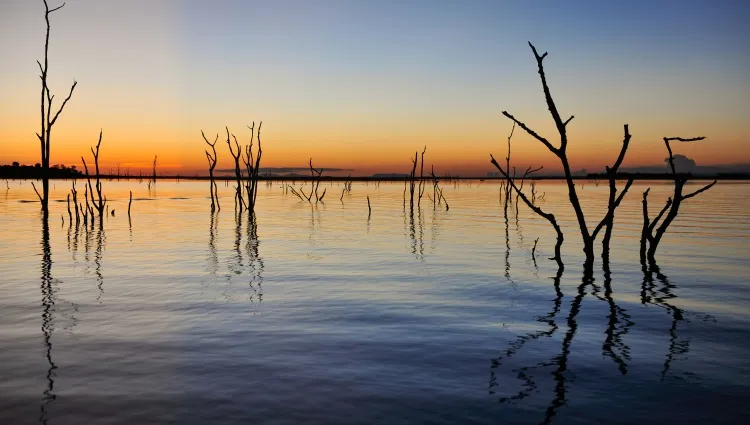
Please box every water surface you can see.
[1,179,748,424]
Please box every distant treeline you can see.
[0,162,84,179]
[585,172,750,180]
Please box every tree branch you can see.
[49,80,77,126]
[528,42,567,146]
[682,180,717,200]
[48,2,66,13]
[501,111,559,155]
[611,125,631,173]
[665,136,706,143]
[32,182,43,202]
[649,198,673,233]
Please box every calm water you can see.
[1,179,749,425]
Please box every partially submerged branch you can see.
[226,127,245,211]
[202,130,220,212]
[490,154,563,267]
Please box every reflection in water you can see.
[488,265,619,424]
[39,212,56,424]
[94,226,106,301]
[541,267,591,425]
[307,203,322,244]
[489,266,564,402]
[229,212,244,276]
[598,258,633,375]
[639,263,710,381]
[492,257,721,424]
[406,206,424,260]
[208,211,219,275]
[211,211,264,302]
[246,213,264,303]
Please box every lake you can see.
[1,179,748,424]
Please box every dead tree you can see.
[152,155,157,182]
[32,0,77,214]
[641,137,716,263]
[409,152,418,211]
[340,176,353,202]
[81,130,106,222]
[417,146,427,207]
[201,130,220,212]
[70,180,79,224]
[226,127,245,211]
[501,42,634,263]
[429,166,449,211]
[304,159,326,202]
[242,122,263,213]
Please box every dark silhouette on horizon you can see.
[0,163,83,179]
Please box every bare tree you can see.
[81,130,106,222]
[417,146,427,207]
[202,130,220,212]
[500,43,634,263]
[226,127,245,211]
[288,159,325,203]
[641,137,716,263]
[305,159,326,202]
[32,0,77,214]
[408,152,418,211]
[428,165,449,211]
[242,122,263,213]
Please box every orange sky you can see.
[1,1,748,177]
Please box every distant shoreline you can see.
[2,174,748,182]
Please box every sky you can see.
[1,0,749,176]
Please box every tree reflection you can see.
[406,206,424,260]
[211,211,264,302]
[246,212,264,303]
[39,212,56,424]
[490,257,721,424]
[597,258,633,375]
[94,225,105,301]
[208,211,219,275]
[489,266,564,401]
[640,262,708,381]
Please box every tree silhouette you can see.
[32,0,77,213]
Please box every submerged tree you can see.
[498,42,634,264]
[242,122,263,213]
[640,137,716,263]
[202,130,220,212]
[81,130,106,222]
[226,127,245,211]
[406,147,427,212]
[33,0,78,214]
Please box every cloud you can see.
[665,154,696,173]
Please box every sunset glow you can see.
[2,0,748,176]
